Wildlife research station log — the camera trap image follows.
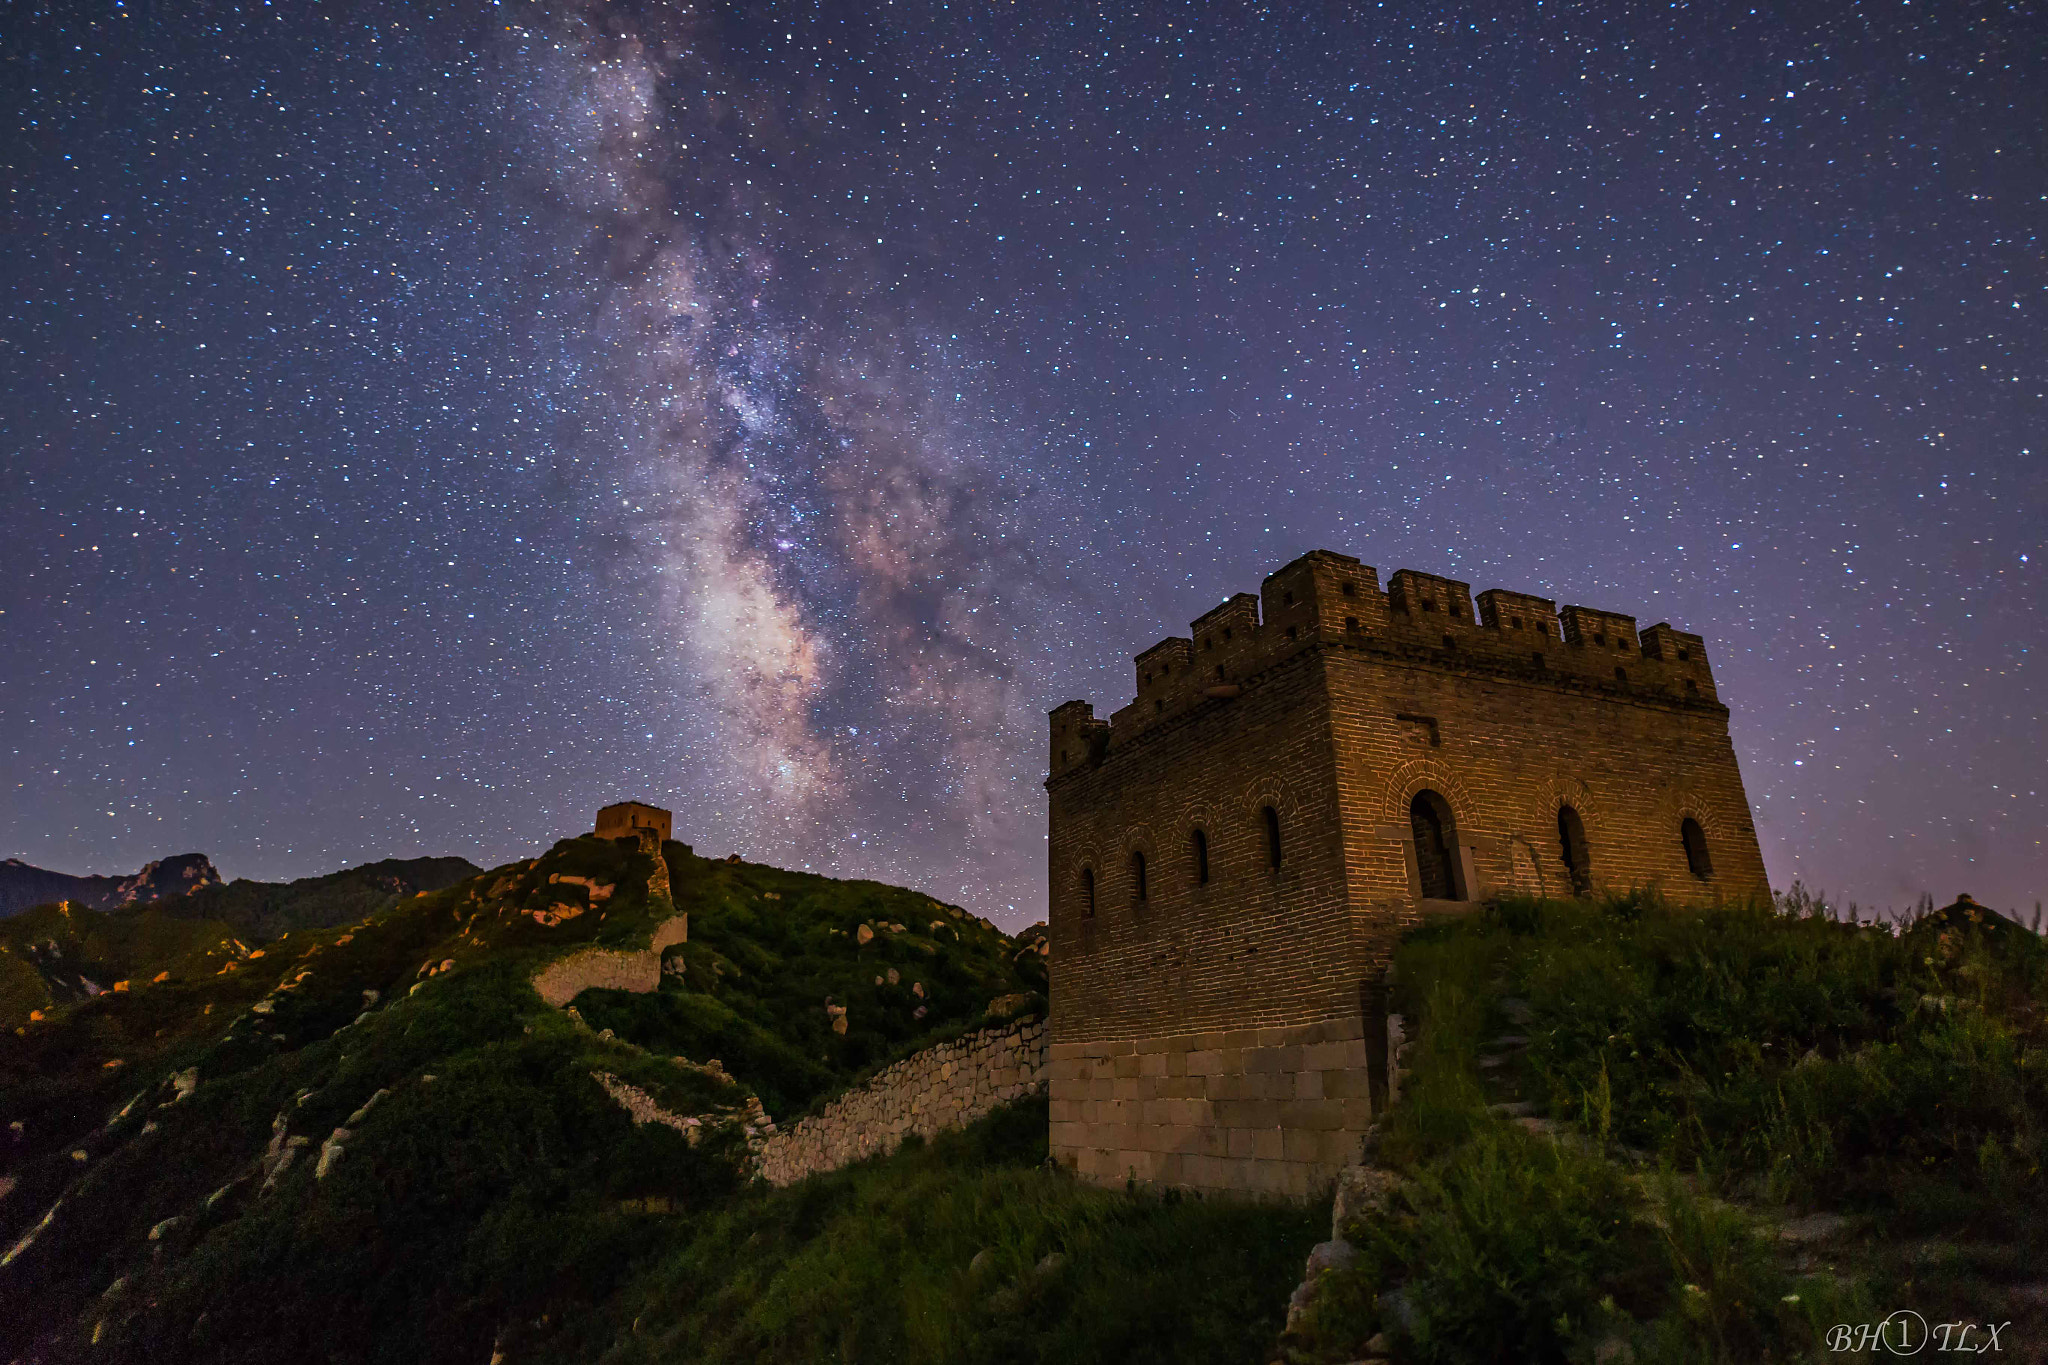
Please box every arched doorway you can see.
[1557,805,1591,896]
[1409,790,1461,900]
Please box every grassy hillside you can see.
[1284,891,2048,1364]
[133,854,482,940]
[0,856,481,1030]
[7,837,1275,1365]
[568,1096,1320,1365]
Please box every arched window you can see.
[1262,806,1283,869]
[1681,818,1714,880]
[1081,867,1096,918]
[1557,806,1591,896]
[1409,790,1461,900]
[1130,850,1149,905]
[1191,828,1210,886]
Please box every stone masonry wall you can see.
[757,1017,1047,1187]
[1048,1015,1376,1198]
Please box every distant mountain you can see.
[0,836,1063,1362]
[0,853,223,919]
[0,856,481,1019]
[152,855,484,940]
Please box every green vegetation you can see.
[0,855,480,1029]
[152,855,483,939]
[588,1095,1321,1365]
[579,854,1044,1116]
[1288,891,2046,1363]
[12,841,2040,1365]
[0,838,1114,1365]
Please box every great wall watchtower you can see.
[595,801,673,844]
[1043,549,1769,1197]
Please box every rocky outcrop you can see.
[0,853,222,918]
[756,1016,1047,1186]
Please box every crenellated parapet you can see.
[1048,548,1726,766]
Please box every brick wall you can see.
[756,1017,1047,1186]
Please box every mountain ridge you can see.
[0,854,224,919]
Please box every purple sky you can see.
[3,1,2041,925]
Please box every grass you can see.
[566,1095,1323,1365]
[1288,888,2043,1364]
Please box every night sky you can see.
[3,1,2041,925]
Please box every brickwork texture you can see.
[756,1017,1047,1186]
[1046,548,1770,1195]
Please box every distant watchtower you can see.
[594,801,672,845]
[1044,549,1768,1197]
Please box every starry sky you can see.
[2,0,2041,925]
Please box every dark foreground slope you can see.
[0,838,1317,1365]
[1282,892,2048,1364]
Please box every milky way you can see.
[2,2,2041,923]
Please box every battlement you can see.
[1044,548,1767,1197]
[1048,548,1727,763]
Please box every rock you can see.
[969,1248,995,1278]
[857,924,875,946]
[1332,1165,1406,1235]
[1364,1331,1391,1354]
[1592,1333,1635,1364]
[147,1215,184,1242]
[1285,1239,1359,1330]
[886,967,900,986]
[344,1089,390,1127]
[1776,1212,1851,1244]
[167,1067,199,1103]
[261,1134,310,1193]
[315,1128,351,1180]
[987,993,1033,1021]
[1378,1287,1419,1334]
[1305,1238,1358,1276]
[1034,1251,1067,1278]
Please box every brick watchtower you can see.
[1044,549,1768,1196]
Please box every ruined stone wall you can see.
[530,915,688,1008]
[756,1017,1046,1187]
